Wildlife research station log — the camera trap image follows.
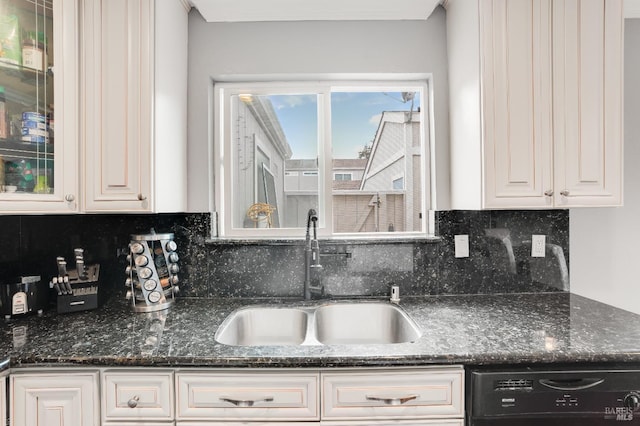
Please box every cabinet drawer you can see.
[322,368,464,420]
[314,421,464,426]
[176,371,319,421]
[102,370,174,421]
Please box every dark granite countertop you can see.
[2,292,640,369]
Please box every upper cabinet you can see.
[0,0,188,214]
[0,0,79,212]
[82,0,188,212]
[446,0,623,209]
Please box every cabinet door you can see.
[480,0,554,208]
[0,373,6,426]
[0,0,79,212]
[552,0,623,207]
[176,371,319,421]
[82,0,152,212]
[102,370,174,422]
[322,368,464,420]
[11,372,99,426]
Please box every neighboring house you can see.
[283,158,368,228]
[354,111,422,233]
[233,95,292,228]
[283,159,319,227]
[237,101,421,232]
[332,159,367,190]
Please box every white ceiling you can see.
[189,0,443,22]
[189,0,640,23]
[626,0,640,18]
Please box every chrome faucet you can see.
[304,209,323,299]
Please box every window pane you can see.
[331,91,423,233]
[230,93,319,229]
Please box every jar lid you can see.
[23,38,44,49]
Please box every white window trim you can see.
[213,79,431,240]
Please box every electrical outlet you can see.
[531,235,546,257]
[454,234,469,258]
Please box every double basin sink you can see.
[214,301,422,346]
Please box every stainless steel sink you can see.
[214,306,309,346]
[214,302,421,346]
[314,303,422,345]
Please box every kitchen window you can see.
[213,81,430,239]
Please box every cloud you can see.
[369,113,382,126]
[270,94,316,110]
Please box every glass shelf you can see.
[0,138,53,161]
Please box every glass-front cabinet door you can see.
[0,0,78,212]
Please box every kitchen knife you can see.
[74,248,88,280]
[52,277,62,295]
[57,257,67,277]
[63,275,73,295]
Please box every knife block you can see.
[54,264,100,314]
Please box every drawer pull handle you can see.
[366,394,418,405]
[220,396,274,407]
[127,395,140,408]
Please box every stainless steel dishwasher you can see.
[467,367,640,425]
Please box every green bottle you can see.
[18,160,34,192]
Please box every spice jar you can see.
[22,38,44,71]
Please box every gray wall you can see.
[187,7,451,212]
[570,19,640,314]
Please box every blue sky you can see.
[268,92,420,159]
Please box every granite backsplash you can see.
[0,210,568,302]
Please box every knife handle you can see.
[63,276,73,295]
[52,277,62,296]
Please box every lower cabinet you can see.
[175,367,463,425]
[11,370,99,426]
[322,369,463,420]
[1,372,7,426]
[176,370,319,422]
[102,370,174,424]
[7,366,464,426]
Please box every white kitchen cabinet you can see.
[175,370,320,422]
[81,0,188,213]
[322,368,464,421]
[551,0,623,207]
[0,0,80,213]
[101,370,174,423]
[446,0,623,209]
[11,370,99,426]
[0,371,7,426]
[175,367,463,425]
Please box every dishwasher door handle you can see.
[539,378,605,391]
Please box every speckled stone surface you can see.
[2,292,640,369]
[0,209,569,300]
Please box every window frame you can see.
[213,79,431,240]
[334,173,354,181]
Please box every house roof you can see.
[333,159,367,170]
[333,180,363,190]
